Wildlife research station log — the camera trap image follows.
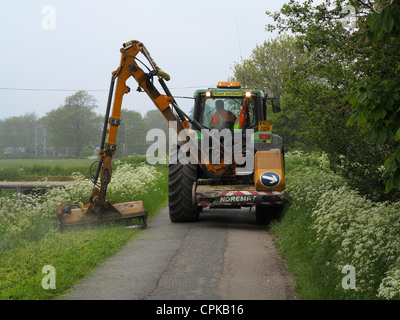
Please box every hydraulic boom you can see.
[58,40,232,229]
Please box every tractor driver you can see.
[209,100,237,130]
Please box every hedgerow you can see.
[282,151,400,299]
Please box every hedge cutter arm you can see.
[57,40,227,229]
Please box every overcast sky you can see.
[0,0,288,120]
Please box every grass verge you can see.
[0,226,140,300]
[0,160,168,300]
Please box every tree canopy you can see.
[42,91,102,157]
[253,0,400,197]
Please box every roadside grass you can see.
[270,197,338,299]
[0,226,140,300]
[270,151,400,300]
[0,158,94,181]
[0,157,168,300]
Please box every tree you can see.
[231,34,311,150]
[115,109,148,156]
[42,91,102,157]
[143,109,169,133]
[346,0,400,192]
[0,113,39,154]
[142,109,170,156]
[232,35,303,98]
[266,0,400,198]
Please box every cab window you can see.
[198,96,256,130]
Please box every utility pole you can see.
[34,127,38,156]
[34,126,47,156]
[44,127,47,156]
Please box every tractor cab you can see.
[192,82,266,131]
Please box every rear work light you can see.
[259,133,271,140]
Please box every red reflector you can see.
[259,133,270,139]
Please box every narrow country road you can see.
[60,206,296,300]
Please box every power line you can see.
[0,85,215,92]
[0,87,107,92]
[169,85,215,90]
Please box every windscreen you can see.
[198,96,257,130]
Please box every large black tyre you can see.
[255,205,283,225]
[168,161,200,222]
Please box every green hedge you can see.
[271,151,400,300]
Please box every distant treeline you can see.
[0,91,168,158]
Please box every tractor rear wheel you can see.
[255,205,282,225]
[168,161,200,222]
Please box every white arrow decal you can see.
[264,175,278,184]
[260,172,281,187]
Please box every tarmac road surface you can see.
[60,206,296,300]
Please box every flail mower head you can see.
[57,200,147,231]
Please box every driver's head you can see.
[215,100,224,110]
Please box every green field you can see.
[0,158,94,168]
[0,158,97,181]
